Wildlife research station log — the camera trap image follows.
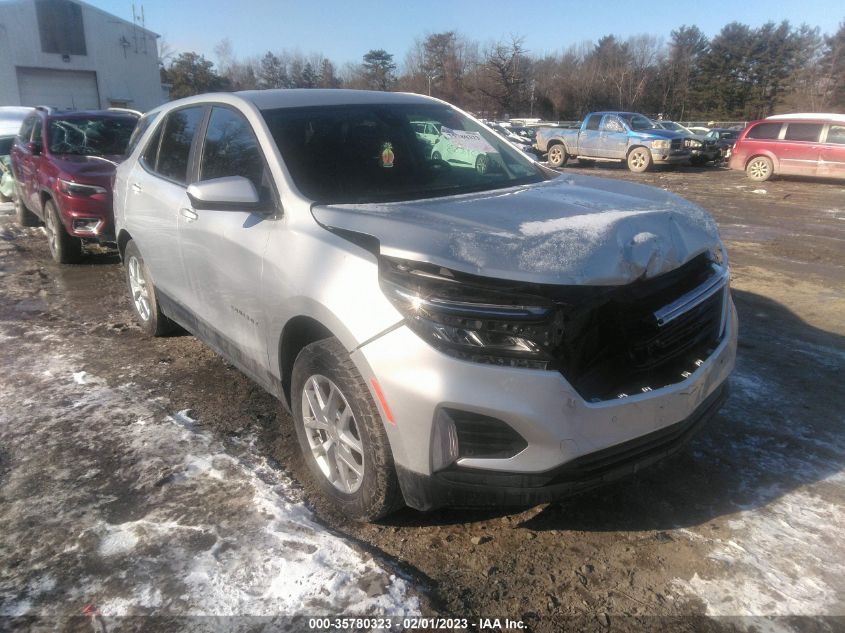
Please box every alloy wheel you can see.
[301,374,365,494]
[127,255,151,321]
[748,158,770,180]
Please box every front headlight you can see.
[58,178,107,197]
[689,139,703,148]
[379,257,564,369]
[651,139,670,150]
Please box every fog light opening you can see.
[431,409,459,472]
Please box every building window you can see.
[36,0,87,56]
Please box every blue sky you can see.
[92,0,844,67]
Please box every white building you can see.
[0,0,163,112]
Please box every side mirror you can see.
[186,176,272,213]
[26,141,42,155]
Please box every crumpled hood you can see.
[312,173,722,286]
[52,155,123,180]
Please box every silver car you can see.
[114,90,737,521]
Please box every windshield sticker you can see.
[439,127,497,154]
[380,142,395,168]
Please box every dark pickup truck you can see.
[535,112,691,171]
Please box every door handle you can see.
[180,207,198,221]
[130,182,143,194]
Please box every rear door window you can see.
[155,107,204,185]
[746,123,782,140]
[783,123,823,143]
[585,115,602,131]
[199,107,266,192]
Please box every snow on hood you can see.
[313,173,721,285]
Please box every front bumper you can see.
[353,297,737,510]
[56,192,115,241]
[652,150,691,164]
[397,383,728,510]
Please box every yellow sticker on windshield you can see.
[380,142,395,168]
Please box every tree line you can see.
[160,19,845,121]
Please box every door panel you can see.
[819,124,845,179]
[123,106,205,302]
[178,106,274,381]
[778,123,823,177]
[598,115,628,158]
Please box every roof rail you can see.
[107,107,142,117]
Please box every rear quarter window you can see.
[746,123,783,140]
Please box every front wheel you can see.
[627,147,653,172]
[291,337,402,521]
[746,156,773,182]
[44,199,82,264]
[547,144,568,168]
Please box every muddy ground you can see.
[0,163,844,633]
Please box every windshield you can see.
[48,116,137,156]
[620,114,659,131]
[262,103,545,204]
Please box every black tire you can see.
[291,337,402,522]
[746,156,773,182]
[475,153,489,175]
[15,191,40,227]
[547,144,568,168]
[123,239,177,336]
[627,146,653,172]
[43,199,82,264]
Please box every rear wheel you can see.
[746,156,773,182]
[124,240,176,336]
[15,191,39,227]
[291,337,402,521]
[43,199,82,264]
[547,144,568,168]
[627,147,652,172]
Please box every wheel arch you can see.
[278,315,335,408]
[117,229,133,261]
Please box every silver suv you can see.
[114,90,736,521]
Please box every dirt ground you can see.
[1,163,844,633]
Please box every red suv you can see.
[11,107,139,263]
[729,114,845,182]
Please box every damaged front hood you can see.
[313,173,721,286]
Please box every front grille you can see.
[671,138,683,150]
[553,254,727,401]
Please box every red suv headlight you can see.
[57,178,107,197]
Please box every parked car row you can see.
[533,110,845,182]
[6,90,739,522]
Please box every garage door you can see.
[16,68,100,110]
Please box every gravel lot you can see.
[1,164,843,632]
